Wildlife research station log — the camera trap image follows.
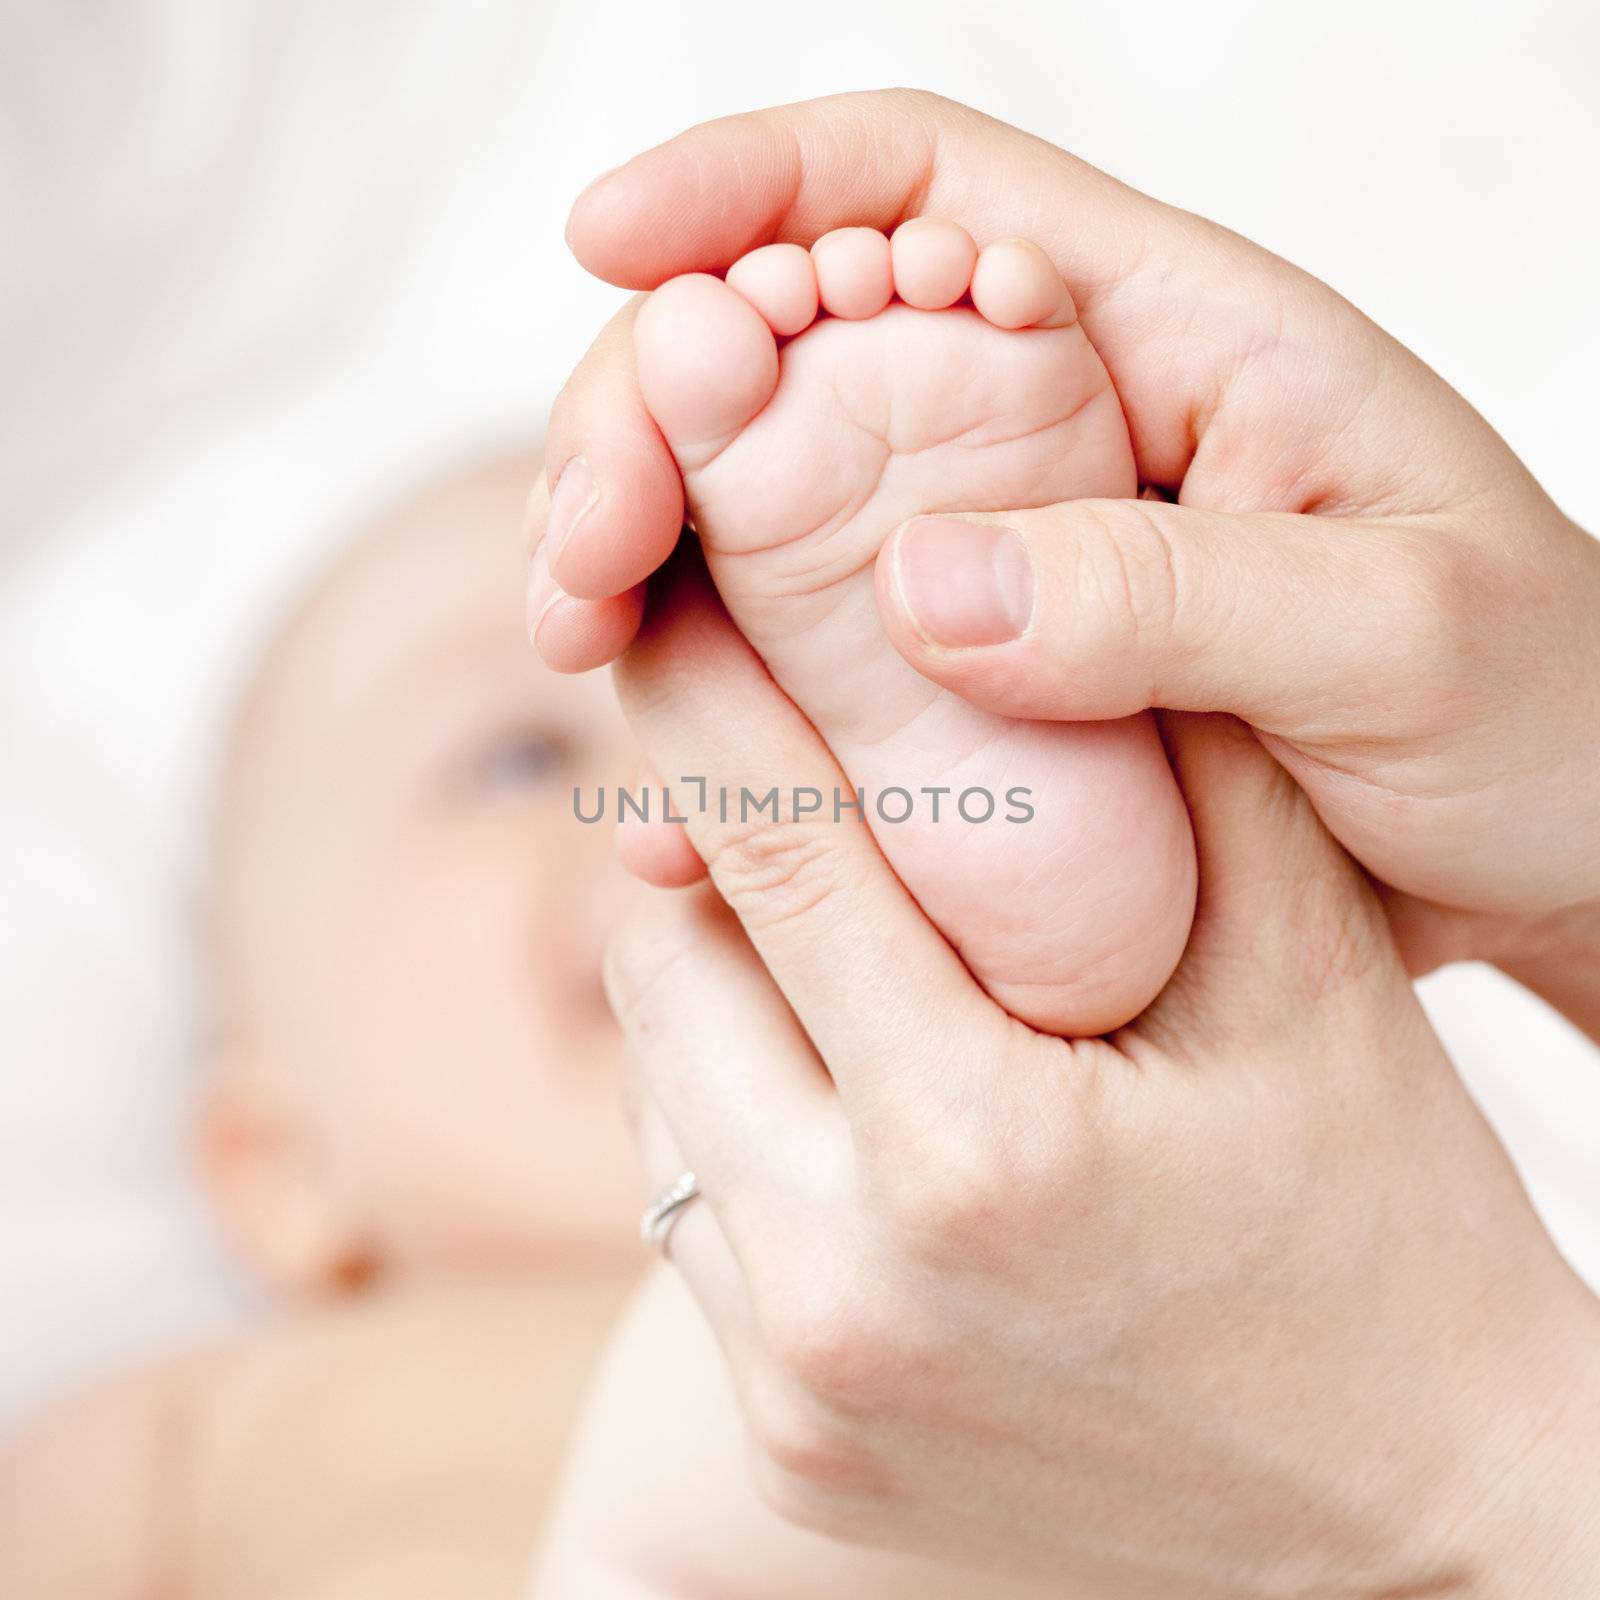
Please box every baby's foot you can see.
[633,221,1196,1033]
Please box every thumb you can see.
[875,498,1453,736]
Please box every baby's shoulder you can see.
[0,1341,234,1600]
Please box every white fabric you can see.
[2,0,1598,1425]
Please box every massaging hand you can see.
[596,550,1600,1598]
[529,90,1600,1029]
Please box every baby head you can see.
[198,450,641,1295]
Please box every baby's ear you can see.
[194,1064,377,1297]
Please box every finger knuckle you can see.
[767,1296,880,1408]
[706,813,855,936]
[1077,501,1184,665]
[874,1131,1016,1259]
[755,1274,908,1413]
[745,1387,870,1506]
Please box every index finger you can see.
[612,544,1009,1148]
[540,295,685,602]
[568,89,1162,298]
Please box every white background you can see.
[2,0,1597,1424]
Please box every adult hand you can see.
[597,550,1600,1598]
[529,90,1600,1025]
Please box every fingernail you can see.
[526,546,564,642]
[522,479,549,559]
[891,518,1034,647]
[545,456,597,568]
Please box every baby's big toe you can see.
[634,274,781,472]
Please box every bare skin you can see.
[537,555,1600,1600]
[0,453,643,1600]
[530,90,1600,1031]
[530,93,1600,1596]
[1,1278,630,1600]
[613,222,1195,1034]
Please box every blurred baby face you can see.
[207,452,642,1282]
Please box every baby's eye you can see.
[474,731,570,793]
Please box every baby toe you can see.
[811,227,894,320]
[971,237,1078,330]
[634,273,781,468]
[725,243,820,338]
[890,218,978,310]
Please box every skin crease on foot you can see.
[621,219,1197,1037]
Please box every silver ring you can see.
[640,1171,701,1257]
